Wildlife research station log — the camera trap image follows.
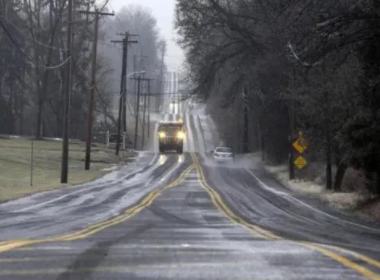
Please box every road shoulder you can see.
[0,138,141,203]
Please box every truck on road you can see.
[158,121,185,154]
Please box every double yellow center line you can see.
[0,165,194,254]
[190,153,380,280]
[1,154,380,280]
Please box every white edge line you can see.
[192,114,206,153]
[13,153,160,213]
[245,168,380,233]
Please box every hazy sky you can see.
[109,0,184,72]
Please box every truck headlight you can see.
[177,131,185,139]
[159,132,166,138]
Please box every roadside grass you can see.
[262,158,380,222]
[0,138,136,202]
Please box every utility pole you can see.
[134,54,148,109]
[121,34,138,132]
[60,0,73,183]
[147,79,151,139]
[114,37,127,156]
[141,78,154,149]
[131,76,152,150]
[134,76,142,150]
[81,8,114,170]
[133,55,137,113]
[111,32,138,155]
[156,42,166,111]
[142,79,147,149]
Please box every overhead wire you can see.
[0,17,67,52]
[97,1,144,124]
[99,0,110,12]
[0,19,71,70]
[108,2,124,31]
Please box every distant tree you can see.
[175,0,380,193]
[98,4,166,129]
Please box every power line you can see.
[108,2,124,30]
[102,1,124,35]
[1,17,68,51]
[99,0,111,12]
[0,18,71,70]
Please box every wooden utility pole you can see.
[133,55,137,113]
[147,79,151,139]
[134,54,148,112]
[81,9,114,170]
[134,76,141,149]
[60,0,73,183]
[114,37,127,156]
[157,49,166,111]
[112,33,138,155]
[142,79,147,149]
[121,34,138,133]
[135,77,153,150]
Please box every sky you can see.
[108,0,184,72]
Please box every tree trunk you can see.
[325,132,333,190]
[333,162,348,192]
[324,92,332,190]
[34,0,64,138]
[242,86,249,153]
[36,98,44,139]
[8,80,15,134]
[376,170,380,195]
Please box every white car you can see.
[212,147,234,162]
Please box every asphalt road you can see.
[0,103,379,279]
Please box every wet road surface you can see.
[0,102,379,279]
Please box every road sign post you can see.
[292,131,308,172]
[294,155,307,170]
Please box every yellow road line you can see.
[303,243,380,280]
[0,165,194,254]
[318,244,380,270]
[190,154,272,239]
[191,153,380,280]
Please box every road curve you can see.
[191,109,380,259]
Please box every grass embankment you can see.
[263,160,380,223]
[0,138,136,202]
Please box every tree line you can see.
[175,0,380,194]
[0,1,165,141]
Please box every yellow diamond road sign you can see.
[292,137,308,154]
[294,156,307,170]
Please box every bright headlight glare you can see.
[159,132,166,138]
[177,131,185,139]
